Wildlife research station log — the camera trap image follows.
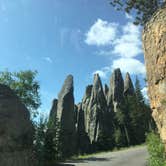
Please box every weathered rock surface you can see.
[104,84,109,101]
[124,72,135,96]
[82,85,93,133]
[49,99,58,123]
[86,74,108,143]
[57,75,76,157]
[142,6,166,147]
[0,84,35,166]
[76,103,90,153]
[108,68,124,112]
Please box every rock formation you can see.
[0,84,35,166]
[124,72,135,96]
[56,75,76,157]
[104,84,109,101]
[81,85,93,133]
[49,99,58,124]
[76,103,90,153]
[143,6,166,147]
[108,68,124,112]
[86,74,108,143]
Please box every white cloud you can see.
[111,58,146,75]
[42,57,53,63]
[112,22,142,58]
[141,87,149,100]
[85,16,144,78]
[85,19,118,46]
[93,66,111,79]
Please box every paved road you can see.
[58,146,148,166]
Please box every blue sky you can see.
[0,0,147,114]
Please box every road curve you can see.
[58,146,148,166]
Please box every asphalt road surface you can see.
[58,146,148,166]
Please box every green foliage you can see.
[110,0,165,25]
[146,132,166,166]
[34,114,61,166]
[34,116,47,166]
[0,70,41,118]
[114,128,126,147]
[135,76,144,103]
[113,77,155,147]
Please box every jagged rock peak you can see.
[86,73,107,143]
[124,72,135,96]
[93,73,102,90]
[108,68,124,112]
[82,85,93,101]
[58,74,73,100]
[57,74,75,129]
[56,74,76,157]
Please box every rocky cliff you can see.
[143,6,166,146]
[0,84,35,166]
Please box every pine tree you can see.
[110,0,166,25]
[135,76,144,104]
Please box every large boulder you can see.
[108,68,124,112]
[57,75,76,157]
[124,72,135,96]
[0,84,35,166]
[142,6,166,147]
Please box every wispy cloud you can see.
[42,57,53,63]
[85,19,118,46]
[85,15,144,78]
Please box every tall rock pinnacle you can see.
[82,85,93,133]
[108,68,124,112]
[57,75,76,157]
[86,74,107,143]
[124,72,135,96]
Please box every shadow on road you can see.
[56,164,75,166]
[56,156,112,165]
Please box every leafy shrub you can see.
[146,132,166,166]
